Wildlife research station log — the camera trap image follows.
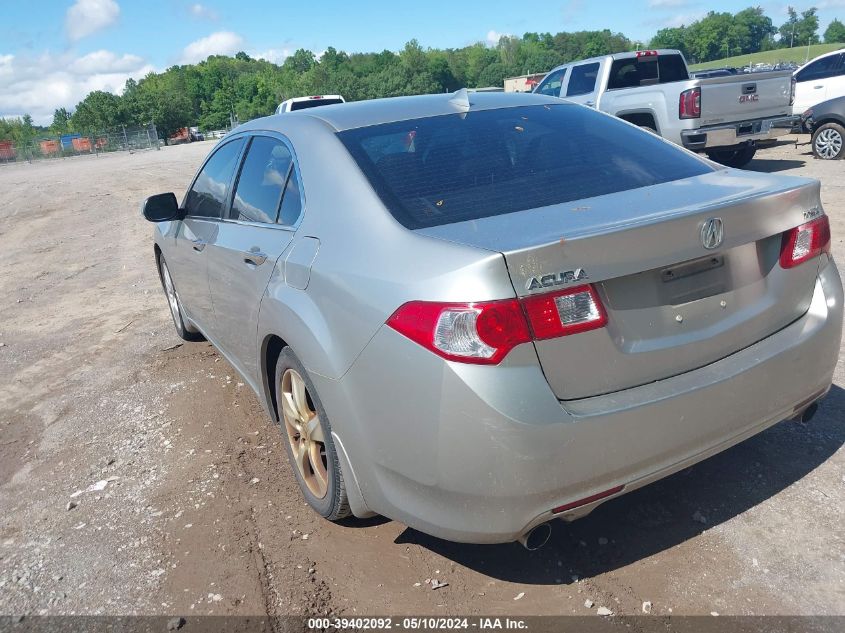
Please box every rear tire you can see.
[275,347,351,521]
[158,256,204,341]
[706,144,757,168]
[811,122,845,160]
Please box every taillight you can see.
[386,284,607,365]
[780,215,830,269]
[386,299,531,364]
[790,77,796,106]
[679,87,701,119]
[521,285,607,340]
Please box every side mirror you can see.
[142,192,180,222]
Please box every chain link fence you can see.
[0,123,161,165]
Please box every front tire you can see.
[706,144,757,168]
[812,123,845,160]
[158,256,204,341]
[275,347,350,521]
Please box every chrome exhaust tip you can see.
[518,522,552,551]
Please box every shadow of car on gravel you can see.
[393,384,845,585]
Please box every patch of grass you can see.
[690,43,845,70]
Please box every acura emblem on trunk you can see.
[701,217,724,250]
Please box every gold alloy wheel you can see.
[280,368,329,499]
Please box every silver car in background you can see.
[143,92,842,547]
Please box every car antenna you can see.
[449,88,471,112]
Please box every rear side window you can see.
[279,170,303,226]
[184,138,245,218]
[338,104,712,230]
[231,136,292,224]
[607,54,688,89]
[796,54,843,82]
[534,68,566,97]
[566,63,600,96]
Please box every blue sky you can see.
[2,0,844,123]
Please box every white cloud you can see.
[180,31,243,64]
[0,50,153,125]
[69,50,145,75]
[486,30,510,46]
[667,12,706,28]
[252,49,291,64]
[189,3,218,20]
[65,0,120,42]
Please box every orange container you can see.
[0,140,15,160]
[40,140,60,155]
[72,137,92,152]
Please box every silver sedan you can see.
[143,91,843,547]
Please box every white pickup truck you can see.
[534,49,798,167]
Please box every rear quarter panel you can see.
[253,117,517,383]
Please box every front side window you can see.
[231,136,292,224]
[534,68,566,97]
[566,62,600,96]
[338,104,713,230]
[184,138,245,218]
[796,54,843,82]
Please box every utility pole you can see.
[791,23,796,48]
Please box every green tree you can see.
[779,7,800,47]
[71,91,124,132]
[50,108,72,135]
[795,8,821,46]
[824,18,845,43]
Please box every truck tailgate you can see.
[698,70,793,126]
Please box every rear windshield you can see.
[607,54,689,89]
[290,98,344,111]
[338,104,712,229]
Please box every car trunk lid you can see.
[417,170,823,400]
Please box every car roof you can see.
[240,91,570,133]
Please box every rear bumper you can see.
[318,260,842,544]
[681,115,800,151]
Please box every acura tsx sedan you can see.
[143,91,842,547]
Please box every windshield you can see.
[338,104,712,229]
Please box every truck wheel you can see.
[811,123,845,160]
[706,145,757,168]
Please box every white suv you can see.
[274,95,345,114]
[793,49,845,115]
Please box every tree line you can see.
[652,6,844,62]
[2,5,843,142]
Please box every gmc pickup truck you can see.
[534,49,798,167]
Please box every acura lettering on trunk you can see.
[143,91,843,547]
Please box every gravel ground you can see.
[0,138,843,620]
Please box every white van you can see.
[274,95,345,114]
[792,49,845,115]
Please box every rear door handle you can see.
[814,85,824,89]
[191,239,206,252]
[243,250,268,266]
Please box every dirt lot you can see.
[0,139,843,621]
